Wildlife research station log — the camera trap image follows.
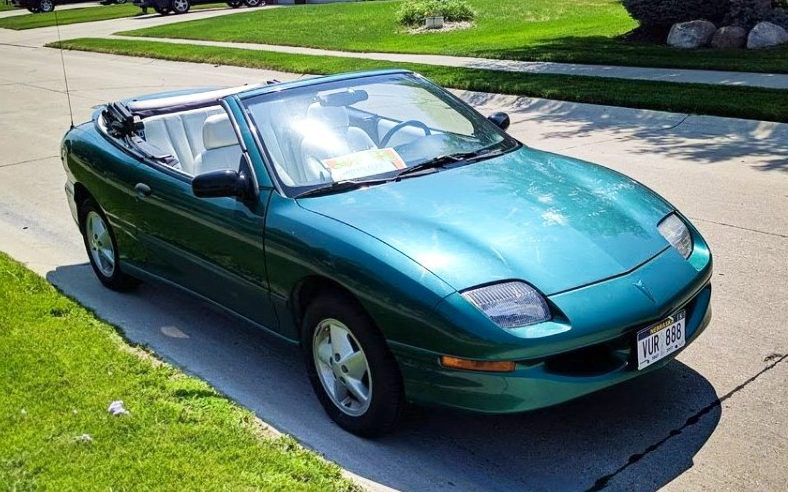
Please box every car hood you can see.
[298,147,673,295]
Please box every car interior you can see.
[132,88,438,187]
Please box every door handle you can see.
[135,183,152,198]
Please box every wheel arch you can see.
[73,182,97,229]
[291,275,373,342]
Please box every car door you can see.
[132,103,278,331]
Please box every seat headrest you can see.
[202,114,238,150]
[306,103,350,130]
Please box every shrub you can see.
[725,0,788,28]
[621,0,730,27]
[396,0,476,26]
[726,0,773,28]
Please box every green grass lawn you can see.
[0,252,356,490]
[122,0,788,74]
[0,2,19,11]
[49,38,788,122]
[0,2,226,30]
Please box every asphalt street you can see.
[0,34,786,491]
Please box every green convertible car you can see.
[61,70,712,436]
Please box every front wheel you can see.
[171,0,189,14]
[38,0,55,12]
[79,199,138,291]
[243,0,264,6]
[302,292,404,437]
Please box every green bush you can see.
[396,0,476,26]
[621,0,730,27]
[726,0,773,28]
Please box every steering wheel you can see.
[380,120,432,147]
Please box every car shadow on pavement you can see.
[463,92,788,173]
[47,263,721,492]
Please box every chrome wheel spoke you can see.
[339,350,367,380]
[333,378,349,402]
[330,324,354,359]
[86,211,115,277]
[343,377,369,405]
[313,318,372,417]
[316,340,333,365]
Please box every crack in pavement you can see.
[0,155,59,169]
[689,216,788,240]
[587,353,788,491]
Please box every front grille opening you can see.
[545,343,627,376]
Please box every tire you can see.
[226,0,242,7]
[243,0,263,6]
[302,292,404,437]
[115,0,128,4]
[171,0,189,14]
[38,0,54,12]
[79,198,139,292]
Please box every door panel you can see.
[134,161,277,330]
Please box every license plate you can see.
[636,310,686,370]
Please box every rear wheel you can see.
[38,0,54,12]
[79,199,138,291]
[302,292,404,437]
[243,0,263,6]
[171,0,189,14]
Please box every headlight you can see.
[461,281,550,329]
[658,213,693,259]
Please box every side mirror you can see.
[192,169,250,199]
[488,112,510,131]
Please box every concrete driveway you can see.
[0,39,786,491]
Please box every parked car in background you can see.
[132,0,262,15]
[11,0,96,13]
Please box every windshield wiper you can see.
[394,147,507,180]
[295,178,390,198]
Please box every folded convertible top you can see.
[127,83,270,117]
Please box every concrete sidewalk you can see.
[107,35,788,90]
[2,6,787,89]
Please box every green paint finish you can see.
[61,71,712,413]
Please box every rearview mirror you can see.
[192,169,250,199]
[488,112,510,131]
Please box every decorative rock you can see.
[711,26,747,49]
[667,20,717,48]
[747,21,788,49]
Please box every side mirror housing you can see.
[488,112,510,131]
[192,169,249,199]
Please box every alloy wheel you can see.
[86,211,115,277]
[312,318,372,416]
[39,0,54,12]
[172,0,189,13]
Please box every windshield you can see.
[242,72,518,196]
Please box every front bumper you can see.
[391,225,713,414]
[392,284,711,413]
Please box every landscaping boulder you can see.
[747,21,788,48]
[711,25,747,48]
[667,20,717,48]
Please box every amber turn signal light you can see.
[440,356,516,372]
